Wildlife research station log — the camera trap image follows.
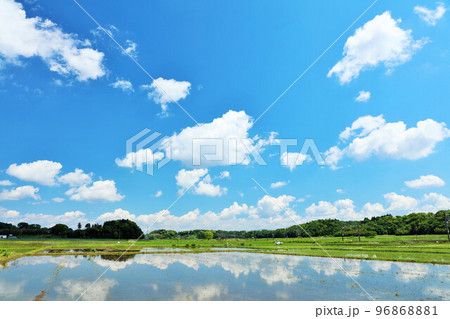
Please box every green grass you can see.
[1,234,449,265]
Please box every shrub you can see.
[364,231,377,238]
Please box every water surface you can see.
[0,252,448,301]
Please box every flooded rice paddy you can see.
[0,251,449,301]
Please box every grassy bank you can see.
[1,234,450,265]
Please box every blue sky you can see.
[1,0,450,230]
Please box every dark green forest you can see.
[1,210,449,240]
[0,219,143,239]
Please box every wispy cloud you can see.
[414,3,446,26]
[355,90,371,102]
[110,79,134,93]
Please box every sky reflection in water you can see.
[0,252,449,301]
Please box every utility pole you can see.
[445,212,450,242]
[341,222,344,242]
[357,222,360,242]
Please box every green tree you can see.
[203,231,214,240]
[17,222,29,230]
[50,224,71,237]
[102,219,143,239]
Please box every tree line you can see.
[0,219,143,239]
[1,210,449,240]
[148,210,450,239]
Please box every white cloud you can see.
[325,115,450,169]
[110,79,133,93]
[91,25,118,38]
[336,189,344,194]
[255,195,296,218]
[384,192,418,212]
[310,259,363,277]
[0,180,13,186]
[66,180,124,202]
[176,168,208,190]
[361,192,450,216]
[396,263,429,283]
[0,0,105,81]
[218,171,230,179]
[270,181,288,189]
[280,152,309,171]
[141,77,191,117]
[175,284,225,301]
[328,11,427,84]
[0,280,25,299]
[96,208,136,222]
[13,255,80,269]
[124,40,137,58]
[176,169,227,197]
[0,208,85,227]
[423,286,450,300]
[217,202,249,219]
[0,208,20,218]
[347,118,450,160]
[6,160,62,186]
[131,253,304,286]
[58,169,92,187]
[405,175,445,189]
[22,211,86,227]
[305,191,433,221]
[95,194,300,231]
[92,25,137,58]
[421,192,450,212]
[306,198,388,221]
[339,114,386,141]
[104,190,447,231]
[414,3,446,26]
[115,148,165,170]
[94,257,133,272]
[52,197,65,203]
[323,146,345,170]
[55,279,117,301]
[195,176,227,197]
[90,189,450,231]
[0,185,39,201]
[97,253,303,287]
[361,202,386,217]
[355,90,371,102]
[155,190,163,197]
[307,200,340,219]
[163,110,268,167]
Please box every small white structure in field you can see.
[0,235,7,239]
[275,241,283,245]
